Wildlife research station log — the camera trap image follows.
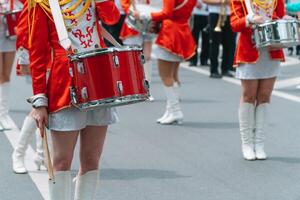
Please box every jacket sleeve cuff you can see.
[27,93,48,108]
[16,47,30,65]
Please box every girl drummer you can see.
[230,0,289,160]
[135,0,196,124]
[29,0,120,199]
[120,0,156,101]
[0,0,22,129]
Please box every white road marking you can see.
[4,117,50,200]
[274,76,300,89]
[181,62,300,104]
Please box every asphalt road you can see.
[2,53,300,200]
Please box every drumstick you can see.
[41,127,55,183]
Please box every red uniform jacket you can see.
[230,0,285,66]
[29,1,120,113]
[151,0,196,60]
[15,0,28,76]
[16,1,52,76]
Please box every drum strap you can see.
[174,0,189,11]
[48,0,71,50]
[100,25,122,48]
[244,0,254,15]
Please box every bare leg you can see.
[157,59,176,87]
[79,125,108,175]
[51,130,79,171]
[173,62,180,85]
[1,52,15,83]
[75,125,108,200]
[256,78,276,105]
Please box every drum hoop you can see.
[0,9,22,15]
[72,94,149,110]
[257,19,300,27]
[70,46,143,61]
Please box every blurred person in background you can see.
[204,0,236,78]
[135,0,197,124]
[286,0,300,57]
[189,0,210,67]
[102,0,126,46]
[0,0,22,129]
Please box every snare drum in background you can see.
[69,46,150,110]
[252,19,300,50]
[1,9,22,38]
[125,4,159,35]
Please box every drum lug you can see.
[140,54,145,64]
[81,87,88,100]
[69,67,74,77]
[117,81,123,95]
[77,62,85,74]
[113,55,120,67]
[143,79,150,91]
[70,87,78,104]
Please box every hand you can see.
[196,2,203,9]
[20,64,31,75]
[252,15,264,24]
[282,15,294,20]
[132,10,140,20]
[32,107,48,137]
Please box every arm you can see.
[230,0,248,32]
[151,0,175,21]
[16,1,30,66]
[273,0,285,19]
[95,0,121,25]
[29,4,50,106]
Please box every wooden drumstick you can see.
[41,127,55,183]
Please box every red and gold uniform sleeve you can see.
[230,0,248,33]
[29,4,50,95]
[151,0,175,21]
[95,0,120,25]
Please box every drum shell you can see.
[70,47,149,110]
[253,19,300,50]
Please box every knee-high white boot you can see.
[254,103,268,160]
[74,170,99,200]
[0,82,11,129]
[239,103,255,160]
[34,129,46,170]
[49,171,72,200]
[144,60,154,101]
[160,85,183,125]
[12,116,37,174]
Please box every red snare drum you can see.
[69,46,150,110]
[2,9,21,38]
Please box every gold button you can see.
[67,27,72,32]
[73,49,78,53]
[95,44,99,48]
